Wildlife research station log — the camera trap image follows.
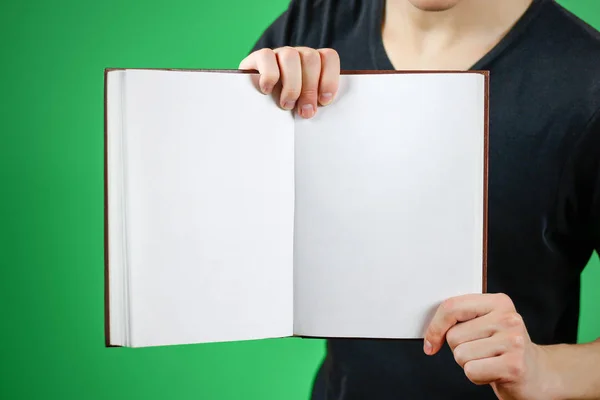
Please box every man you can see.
[239,0,600,399]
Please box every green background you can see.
[1,0,599,399]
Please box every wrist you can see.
[534,344,568,400]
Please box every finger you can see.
[296,47,321,118]
[274,47,302,110]
[446,312,499,350]
[453,333,520,368]
[446,312,526,353]
[317,48,340,106]
[424,293,514,355]
[447,311,524,352]
[239,48,280,95]
[463,353,525,385]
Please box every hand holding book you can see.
[239,46,341,117]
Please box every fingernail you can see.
[261,84,273,94]
[424,340,433,355]
[301,104,315,118]
[283,101,295,110]
[320,92,333,105]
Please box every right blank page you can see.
[293,72,486,338]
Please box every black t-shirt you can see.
[251,0,600,398]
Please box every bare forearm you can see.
[544,338,600,400]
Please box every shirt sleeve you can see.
[573,108,600,255]
[589,115,600,254]
[550,107,600,260]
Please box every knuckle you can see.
[463,361,474,377]
[319,48,339,58]
[282,87,301,100]
[463,362,483,385]
[256,48,274,58]
[277,46,299,61]
[445,327,460,348]
[503,312,523,328]
[453,344,467,366]
[509,333,525,349]
[319,77,339,92]
[507,357,526,380]
[441,298,455,314]
[428,331,441,343]
[300,88,319,98]
[239,54,256,69]
[494,293,514,308]
[299,49,321,67]
[262,71,280,85]
[427,324,443,341]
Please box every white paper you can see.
[292,73,485,338]
[119,70,295,347]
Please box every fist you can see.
[239,47,341,118]
[424,293,556,400]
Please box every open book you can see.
[104,68,488,348]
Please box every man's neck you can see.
[382,0,534,69]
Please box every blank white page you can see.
[293,73,485,338]
[120,70,295,347]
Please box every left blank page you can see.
[111,70,295,347]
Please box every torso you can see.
[252,0,600,398]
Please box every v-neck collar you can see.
[369,0,549,71]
